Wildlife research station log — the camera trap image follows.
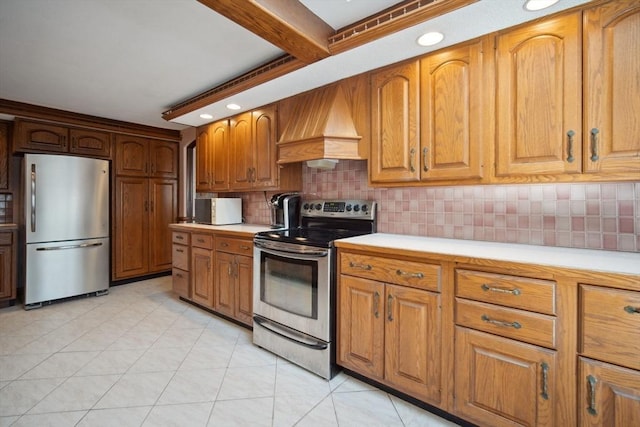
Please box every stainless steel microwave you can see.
[194,198,242,225]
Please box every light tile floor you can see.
[0,276,461,426]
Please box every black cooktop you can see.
[255,198,377,248]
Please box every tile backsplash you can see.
[232,160,639,252]
[0,193,13,223]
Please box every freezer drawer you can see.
[25,237,109,306]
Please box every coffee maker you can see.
[269,193,301,229]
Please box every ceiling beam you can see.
[198,0,334,64]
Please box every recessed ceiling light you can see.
[524,0,559,11]
[226,103,241,110]
[199,113,213,119]
[417,31,444,47]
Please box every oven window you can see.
[260,252,318,319]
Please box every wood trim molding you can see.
[164,0,478,122]
[0,99,181,141]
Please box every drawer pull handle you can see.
[387,294,394,321]
[197,238,205,243]
[240,245,251,250]
[221,242,229,247]
[176,235,184,240]
[624,305,640,314]
[409,147,416,172]
[587,375,597,416]
[590,128,600,161]
[396,269,424,279]
[541,362,549,400]
[481,314,521,329]
[481,284,521,296]
[349,261,372,271]
[374,291,380,318]
[566,130,575,163]
[176,248,184,253]
[175,273,183,279]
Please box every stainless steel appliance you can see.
[268,193,301,229]
[23,154,110,309]
[253,199,376,379]
[194,197,242,225]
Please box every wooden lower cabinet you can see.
[214,236,253,326]
[578,358,640,427]
[0,230,16,303]
[338,274,442,405]
[113,177,177,280]
[454,327,557,427]
[191,246,214,307]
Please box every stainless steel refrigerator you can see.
[23,154,110,308]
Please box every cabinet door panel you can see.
[578,358,640,427]
[116,136,149,176]
[148,179,177,273]
[252,106,278,189]
[191,247,213,308]
[455,327,556,427]
[211,120,229,191]
[150,141,178,178]
[196,126,212,191]
[230,112,252,190]
[421,39,484,180]
[371,61,420,183]
[584,1,640,173]
[15,120,68,153]
[214,251,235,318]
[0,242,14,300]
[69,128,111,158]
[337,275,385,380]
[235,254,253,325]
[385,285,441,404]
[496,13,581,176]
[0,123,7,189]
[114,177,148,279]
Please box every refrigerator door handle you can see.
[30,164,36,232]
[35,242,104,251]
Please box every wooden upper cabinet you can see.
[0,122,8,190]
[115,135,149,176]
[495,12,582,177]
[229,112,253,190]
[195,125,212,191]
[115,135,177,178]
[420,38,487,181]
[583,0,640,174]
[370,60,420,183]
[252,106,278,189]
[14,120,69,153]
[69,128,111,158]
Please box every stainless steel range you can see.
[253,199,377,379]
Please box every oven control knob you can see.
[315,203,322,211]
[346,204,352,212]
[362,204,368,212]
[353,204,360,212]
[303,203,309,210]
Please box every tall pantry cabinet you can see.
[113,135,178,280]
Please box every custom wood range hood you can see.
[277,84,363,167]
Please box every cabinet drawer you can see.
[341,252,441,292]
[0,232,12,245]
[191,233,213,249]
[172,268,189,299]
[172,231,190,245]
[216,237,253,256]
[580,285,640,370]
[456,298,556,348]
[456,269,556,315]
[172,244,189,270]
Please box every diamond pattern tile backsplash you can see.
[234,160,639,252]
[0,193,13,223]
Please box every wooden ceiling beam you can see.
[198,0,334,64]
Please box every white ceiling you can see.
[0,0,591,131]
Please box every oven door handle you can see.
[253,316,328,350]
[254,240,329,258]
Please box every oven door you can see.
[253,239,331,341]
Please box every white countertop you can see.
[169,223,273,235]
[336,233,640,276]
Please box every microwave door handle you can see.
[30,164,36,232]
